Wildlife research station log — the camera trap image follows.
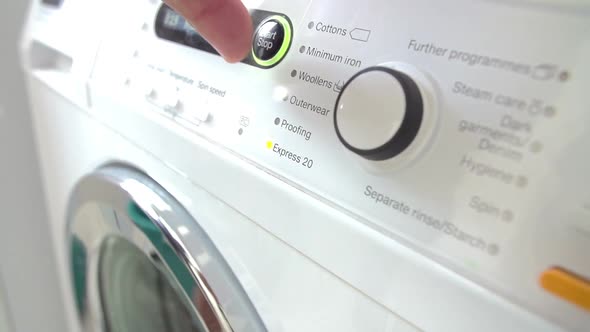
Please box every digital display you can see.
[154,4,292,68]
[163,10,181,28]
[155,4,218,55]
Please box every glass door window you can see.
[68,165,265,332]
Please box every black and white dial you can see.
[334,64,435,164]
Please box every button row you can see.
[128,73,209,124]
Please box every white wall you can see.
[0,1,68,331]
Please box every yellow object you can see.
[266,141,273,149]
[540,267,590,312]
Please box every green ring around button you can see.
[252,15,292,68]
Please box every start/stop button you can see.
[252,15,292,68]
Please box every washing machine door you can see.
[67,165,265,332]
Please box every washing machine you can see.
[21,0,590,331]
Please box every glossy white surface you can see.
[22,0,590,331]
[336,70,406,150]
[85,5,590,329]
[26,77,420,332]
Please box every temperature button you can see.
[155,86,180,111]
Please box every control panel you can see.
[34,0,590,330]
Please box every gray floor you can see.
[0,277,11,332]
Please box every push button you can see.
[540,267,590,312]
[179,92,210,124]
[251,15,292,68]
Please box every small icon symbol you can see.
[487,244,500,256]
[164,12,181,27]
[239,116,250,127]
[558,71,570,82]
[349,28,371,42]
[516,176,528,188]
[543,105,556,118]
[527,99,543,116]
[501,210,514,223]
[333,80,344,93]
[531,64,557,81]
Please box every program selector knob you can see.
[334,63,437,166]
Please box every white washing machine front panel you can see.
[25,76,413,332]
[22,0,590,331]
